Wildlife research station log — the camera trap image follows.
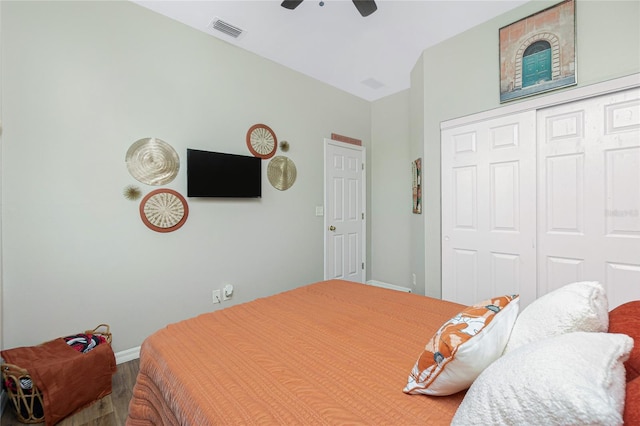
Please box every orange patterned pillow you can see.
[404,295,519,396]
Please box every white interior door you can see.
[324,139,366,282]
[441,111,537,306]
[537,88,640,308]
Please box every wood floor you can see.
[1,358,140,426]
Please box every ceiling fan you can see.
[281,0,378,17]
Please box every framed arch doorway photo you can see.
[499,0,576,103]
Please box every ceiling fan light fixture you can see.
[352,0,377,17]
[281,0,304,10]
[281,0,377,17]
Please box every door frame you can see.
[323,138,366,282]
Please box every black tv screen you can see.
[187,149,261,198]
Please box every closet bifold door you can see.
[441,111,537,307]
[537,87,640,309]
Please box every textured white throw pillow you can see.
[452,332,633,426]
[503,281,608,353]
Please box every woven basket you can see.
[1,324,112,424]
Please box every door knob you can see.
[329,225,336,231]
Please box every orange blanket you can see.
[127,280,467,425]
[2,338,116,425]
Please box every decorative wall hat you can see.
[139,188,189,233]
[246,124,277,159]
[126,137,179,185]
[267,156,297,191]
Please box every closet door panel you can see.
[453,166,477,230]
[442,112,537,306]
[604,147,640,237]
[600,93,640,307]
[545,154,584,234]
[606,262,640,307]
[538,88,640,308]
[545,256,584,292]
[452,249,479,303]
[490,161,519,232]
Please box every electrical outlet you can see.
[222,283,234,301]
[412,273,417,287]
[212,289,221,304]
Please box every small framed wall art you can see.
[412,158,422,214]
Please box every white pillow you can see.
[452,332,633,426]
[503,281,608,353]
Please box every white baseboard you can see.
[366,280,412,293]
[115,346,141,364]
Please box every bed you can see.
[126,279,640,425]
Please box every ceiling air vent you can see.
[210,17,244,39]
[360,77,385,90]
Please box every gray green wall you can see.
[413,0,640,297]
[370,90,413,289]
[0,0,371,352]
[410,54,426,295]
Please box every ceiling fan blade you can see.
[352,0,377,17]
[281,0,304,10]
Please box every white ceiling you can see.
[133,0,529,101]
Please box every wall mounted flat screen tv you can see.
[187,149,261,198]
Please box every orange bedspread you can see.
[126,280,467,425]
